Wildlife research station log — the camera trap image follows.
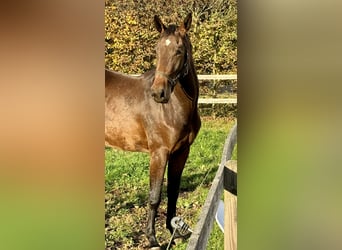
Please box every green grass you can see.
[105,118,236,249]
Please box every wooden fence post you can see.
[224,160,237,250]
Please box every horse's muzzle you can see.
[151,89,169,103]
[151,79,171,103]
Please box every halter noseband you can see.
[155,52,189,89]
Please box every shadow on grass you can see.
[180,164,218,192]
[105,188,149,220]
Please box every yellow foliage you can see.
[105,0,237,74]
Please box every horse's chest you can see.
[164,123,191,151]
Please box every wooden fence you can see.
[130,74,238,104]
[186,123,237,250]
[198,74,237,104]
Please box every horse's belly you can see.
[105,122,149,153]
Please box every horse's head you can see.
[151,13,192,103]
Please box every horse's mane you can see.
[162,24,177,35]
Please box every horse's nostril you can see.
[151,89,166,102]
[160,90,165,99]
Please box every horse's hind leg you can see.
[146,148,169,249]
[166,145,190,237]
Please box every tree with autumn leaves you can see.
[105,0,237,75]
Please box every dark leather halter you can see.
[155,52,189,90]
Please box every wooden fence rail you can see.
[130,74,237,80]
[197,75,237,80]
[186,123,237,250]
[198,98,237,104]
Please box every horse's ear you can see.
[183,13,192,31]
[180,13,192,35]
[154,15,166,33]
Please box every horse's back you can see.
[106,69,138,87]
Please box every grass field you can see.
[105,118,237,249]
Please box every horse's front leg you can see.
[146,147,169,249]
[166,145,190,238]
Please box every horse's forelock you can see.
[161,24,177,36]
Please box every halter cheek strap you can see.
[155,71,178,89]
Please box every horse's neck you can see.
[179,62,199,103]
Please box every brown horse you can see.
[105,13,201,249]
